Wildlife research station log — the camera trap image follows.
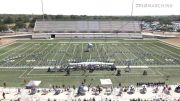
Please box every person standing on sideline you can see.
[2,92,5,99]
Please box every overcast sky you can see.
[0,0,179,16]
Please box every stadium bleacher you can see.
[34,21,141,33]
[33,21,143,39]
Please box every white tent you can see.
[100,79,112,86]
[69,62,114,66]
[26,80,41,89]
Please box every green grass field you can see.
[0,38,180,87]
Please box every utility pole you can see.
[41,0,45,20]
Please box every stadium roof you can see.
[34,21,141,33]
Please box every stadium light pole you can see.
[131,0,135,16]
[41,0,45,21]
[131,0,135,37]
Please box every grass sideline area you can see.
[0,67,180,87]
[0,38,180,87]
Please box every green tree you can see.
[159,17,172,25]
[15,16,29,23]
[142,16,153,22]
[55,15,64,20]
[4,16,14,24]
[70,15,79,20]
[28,22,35,28]
[28,17,36,28]
[15,22,26,28]
[0,24,8,32]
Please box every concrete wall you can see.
[32,33,51,39]
[32,33,143,39]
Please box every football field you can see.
[0,38,180,87]
[0,39,180,67]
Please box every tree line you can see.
[1,14,180,32]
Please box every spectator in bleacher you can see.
[92,97,96,101]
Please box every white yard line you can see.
[51,43,64,63]
[159,40,180,49]
[26,74,160,77]
[140,44,165,64]
[123,43,144,64]
[150,43,178,63]
[72,45,77,60]
[132,43,146,64]
[29,73,143,75]
[0,43,26,58]
[150,65,180,68]
[36,43,60,66]
[153,44,180,58]
[94,43,101,61]
[0,40,16,49]
[13,43,46,66]
[102,45,109,61]
[16,42,154,44]
[32,45,52,66]
[13,44,37,66]
[115,44,128,60]
[160,70,170,76]
[0,44,25,60]
[89,52,92,61]
[148,68,158,75]
[18,70,28,78]
[108,44,122,62]
[80,43,83,60]
[1,43,33,66]
[0,69,25,71]
[29,73,65,76]
[59,42,72,64]
[27,68,34,76]
[159,68,180,70]
[156,69,164,76]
